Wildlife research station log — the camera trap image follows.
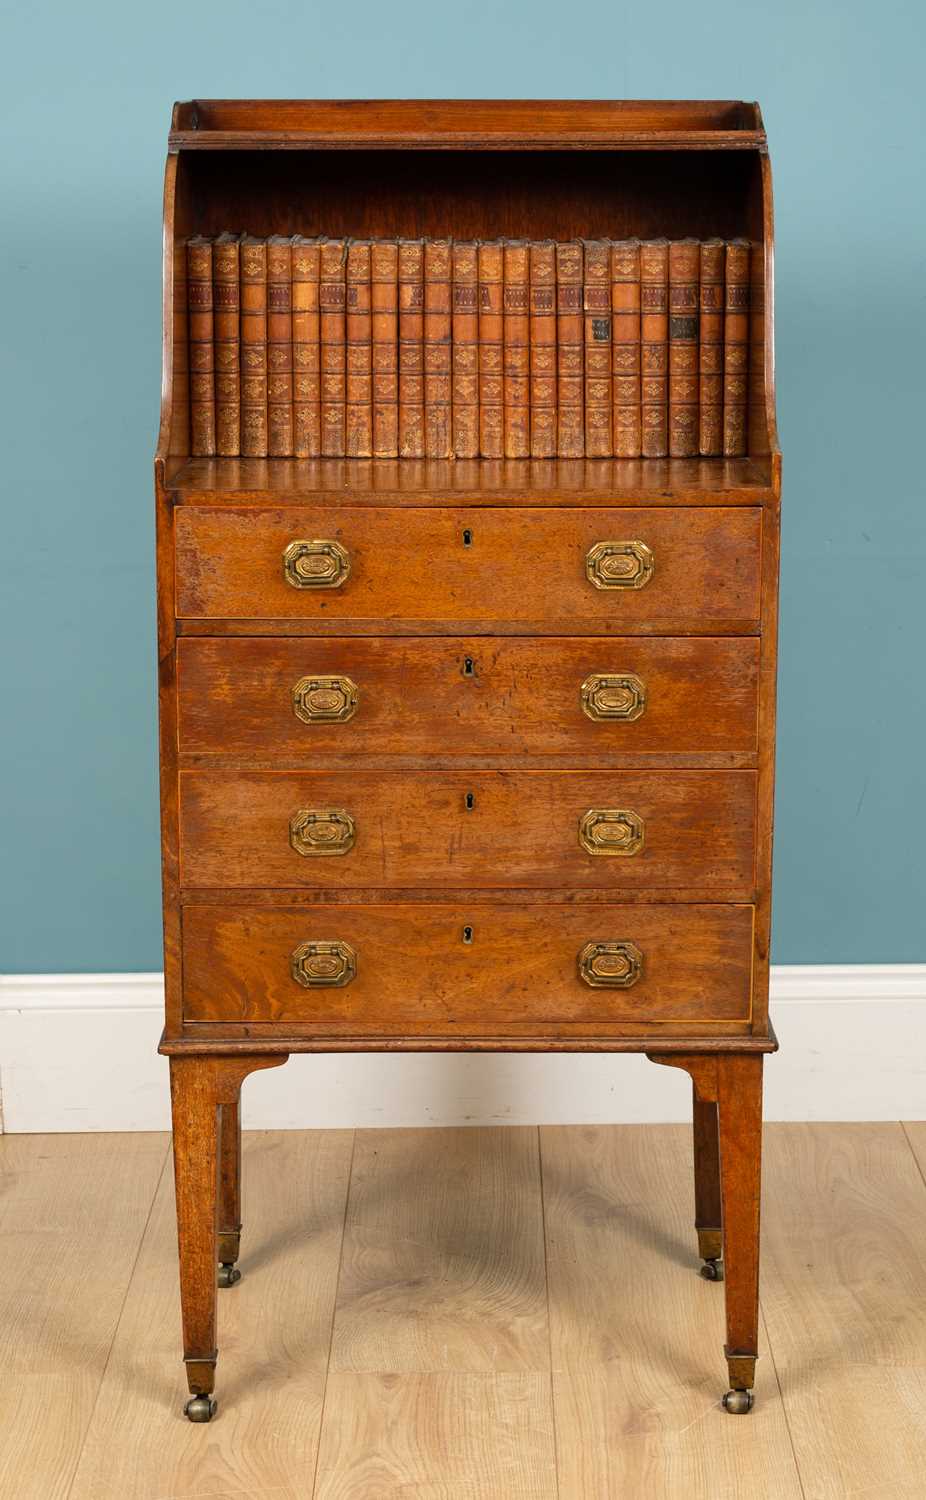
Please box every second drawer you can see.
[179,770,757,894]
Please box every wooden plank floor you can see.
[3,1123,926,1499]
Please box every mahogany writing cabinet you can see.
[155,99,780,1421]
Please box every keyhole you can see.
[462,656,475,677]
[462,925,474,944]
[462,527,473,547]
[464,791,475,811]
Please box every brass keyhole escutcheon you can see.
[462,925,474,944]
[462,527,474,547]
[464,791,475,811]
[462,656,475,677]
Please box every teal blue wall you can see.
[1,1,923,971]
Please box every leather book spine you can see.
[346,240,373,457]
[529,240,556,458]
[503,240,530,458]
[320,238,347,457]
[583,240,612,457]
[292,236,321,458]
[398,240,425,458]
[424,239,453,458]
[478,241,504,458]
[239,236,268,457]
[187,236,215,456]
[451,240,479,458]
[723,239,750,456]
[371,240,399,458]
[212,232,240,457]
[698,238,725,456]
[640,239,669,458]
[668,238,700,458]
[555,241,584,457]
[747,239,766,454]
[610,239,641,458]
[266,235,294,457]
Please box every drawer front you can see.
[174,506,761,632]
[181,902,754,1032]
[179,769,756,894]
[177,636,760,762]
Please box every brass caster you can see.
[218,1262,241,1288]
[700,1258,724,1282]
[184,1393,217,1423]
[722,1389,754,1415]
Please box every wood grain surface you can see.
[180,901,755,1031]
[177,634,760,766]
[174,505,762,633]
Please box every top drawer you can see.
[174,506,762,634]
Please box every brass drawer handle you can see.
[579,808,644,857]
[581,672,647,722]
[578,940,643,988]
[291,939,356,988]
[289,807,355,856]
[586,540,654,591]
[283,538,351,589]
[293,674,359,724]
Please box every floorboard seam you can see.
[310,1127,357,1500]
[758,1297,808,1500]
[900,1122,926,1194]
[537,1126,562,1500]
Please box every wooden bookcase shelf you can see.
[155,99,780,1426]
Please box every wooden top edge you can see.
[168,98,767,151]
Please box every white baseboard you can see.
[1,966,924,1132]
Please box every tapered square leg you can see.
[692,1088,723,1279]
[217,1097,242,1287]
[169,1052,288,1421]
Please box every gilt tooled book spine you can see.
[668,238,700,458]
[747,239,766,455]
[424,239,453,458]
[583,240,612,457]
[292,236,321,458]
[239,236,268,457]
[529,241,556,459]
[723,239,750,457]
[187,236,215,457]
[640,239,669,459]
[611,239,641,459]
[555,241,584,458]
[267,236,294,457]
[451,241,479,458]
[398,240,425,459]
[503,241,530,459]
[212,232,240,457]
[320,238,347,457]
[478,241,504,459]
[346,240,373,458]
[698,238,725,456]
[371,240,399,458]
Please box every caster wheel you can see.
[722,1389,754,1415]
[700,1258,724,1282]
[184,1394,217,1423]
[218,1262,241,1288]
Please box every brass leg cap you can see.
[184,1393,217,1422]
[218,1263,241,1289]
[700,1258,724,1282]
[722,1389,754,1415]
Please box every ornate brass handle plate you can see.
[579,807,645,857]
[283,538,351,589]
[289,807,355,857]
[586,540,654,591]
[581,672,647,722]
[578,940,643,988]
[292,674,359,724]
[291,939,357,988]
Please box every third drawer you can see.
[179,769,757,894]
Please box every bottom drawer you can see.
[181,903,754,1036]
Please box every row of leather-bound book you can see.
[184,234,764,461]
